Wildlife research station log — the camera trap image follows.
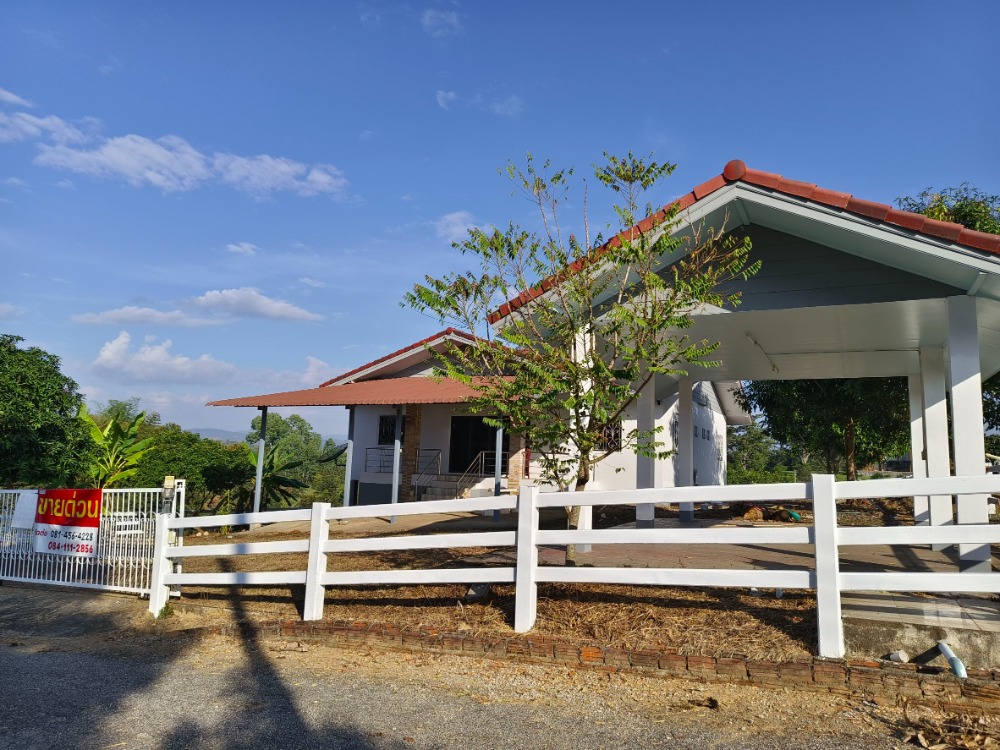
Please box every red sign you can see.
[35,489,103,528]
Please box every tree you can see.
[897,184,1000,235]
[0,334,92,487]
[80,405,156,488]
[404,152,756,540]
[231,444,309,513]
[726,423,797,485]
[736,379,910,480]
[246,412,322,485]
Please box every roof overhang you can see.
[208,377,486,408]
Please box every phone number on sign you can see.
[46,542,94,554]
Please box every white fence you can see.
[148,475,1000,658]
[1,482,185,594]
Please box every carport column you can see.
[341,407,355,507]
[946,295,991,571]
[677,378,695,523]
[635,378,656,529]
[907,374,929,525]
[920,347,952,546]
[252,406,268,515]
[390,404,402,524]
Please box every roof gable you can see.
[321,328,479,386]
[490,160,1000,322]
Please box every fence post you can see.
[514,484,539,632]
[147,513,171,616]
[812,474,844,658]
[303,502,330,621]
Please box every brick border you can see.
[194,616,1000,712]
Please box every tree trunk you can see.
[844,417,857,481]
[564,468,589,566]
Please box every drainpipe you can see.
[938,641,968,678]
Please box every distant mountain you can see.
[190,428,348,446]
[190,427,248,444]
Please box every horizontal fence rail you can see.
[147,474,1000,659]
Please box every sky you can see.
[2,1,998,439]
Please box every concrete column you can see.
[907,374,928,525]
[678,378,695,523]
[947,295,990,571]
[921,347,953,546]
[635,378,656,529]
[342,407,355,507]
[252,406,268,514]
[506,433,525,496]
[390,405,402,523]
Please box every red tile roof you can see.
[489,160,1000,322]
[320,327,478,386]
[208,376,491,408]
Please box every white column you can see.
[947,295,990,571]
[678,378,695,523]
[635,379,656,528]
[907,374,929,525]
[341,407,355,507]
[921,347,952,546]
[390,404,402,524]
[253,406,268,514]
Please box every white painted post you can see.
[907,373,929,525]
[390,404,402,524]
[636,379,656,529]
[303,502,330,621]
[812,474,844,658]
[342,408,355,507]
[147,513,172,616]
[677,378,695,523]
[947,295,991,572]
[253,407,268,515]
[514,484,539,632]
[921,347,952,549]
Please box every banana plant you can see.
[79,405,156,488]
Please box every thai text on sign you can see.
[34,489,102,557]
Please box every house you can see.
[211,158,1000,569]
[209,327,747,507]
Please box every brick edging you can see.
[193,617,1000,711]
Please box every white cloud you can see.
[434,210,476,242]
[212,153,348,198]
[0,87,32,108]
[490,95,523,117]
[55,178,74,189]
[299,277,326,288]
[92,331,237,384]
[37,134,211,191]
[0,112,84,144]
[226,241,259,256]
[192,287,323,321]
[436,90,458,110]
[358,129,376,142]
[0,302,19,319]
[421,9,462,37]
[3,177,28,189]
[301,355,336,385]
[72,306,223,327]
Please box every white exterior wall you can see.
[350,404,401,486]
[419,404,454,471]
[528,382,728,492]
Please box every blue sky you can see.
[2,1,998,437]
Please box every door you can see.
[449,416,509,474]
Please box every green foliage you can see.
[80,405,156,488]
[0,334,93,487]
[404,152,757,491]
[230,443,309,512]
[726,424,797,485]
[897,184,1000,235]
[736,379,909,481]
[246,413,322,485]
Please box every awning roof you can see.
[207,376,486,407]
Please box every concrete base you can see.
[845,617,1000,671]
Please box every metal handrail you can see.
[454,451,509,498]
[413,449,442,501]
[365,447,444,476]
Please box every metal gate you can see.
[0,481,185,594]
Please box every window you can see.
[596,421,623,453]
[377,415,404,446]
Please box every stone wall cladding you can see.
[198,616,1000,712]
